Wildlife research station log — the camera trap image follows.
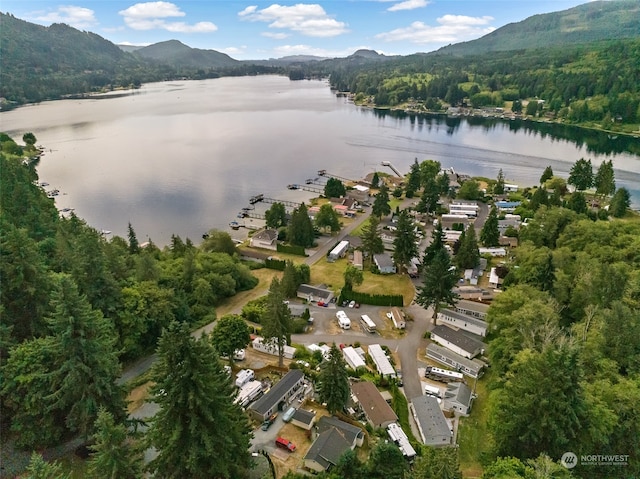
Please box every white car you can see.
[348,300,356,308]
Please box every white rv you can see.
[336,310,351,329]
[235,369,255,388]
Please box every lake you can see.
[3,75,639,246]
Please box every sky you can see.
[2,0,596,60]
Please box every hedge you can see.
[276,243,307,256]
[265,258,286,270]
[339,289,403,307]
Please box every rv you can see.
[424,384,442,398]
[360,314,377,333]
[235,369,255,388]
[336,310,351,329]
[234,380,263,408]
[425,366,464,383]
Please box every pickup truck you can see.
[261,413,278,431]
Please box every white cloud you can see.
[387,0,430,12]
[262,32,290,39]
[119,2,217,32]
[239,3,348,37]
[220,46,247,56]
[375,14,494,44]
[35,5,97,29]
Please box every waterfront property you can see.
[249,228,278,250]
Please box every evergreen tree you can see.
[436,172,450,196]
[281,260,299,298]
[392,209,419,271]
[22,132,37,147]
[416,249,458,321]
[372,184,391,218]
[566,191,587,214]
[317,344,350,415]
[23,453,70,479]
[423,221,446,267]
[360,215,384,260]
[127,222,140,254]
[265,202,288,228]
[609,187,630,217]
[455,227,480,270]
[540,165,554,185]
[419,159,441,186]
[529,187,549,211]
[494,168,505,195]
[87,409,143,479]
[210,314,250,366]
[367,441,408,479]
[324,177,346,198]
[568,158,594,191]
[480,206,500,247]
[46,274,125,439]
[147,322,251,478]
[405,158,421,197]
[262,278,294,368]
[343,264,364,291]
[315,203,341,233]
[371,171,380,188]
[416,177,440,214]
[594,159,616,197]
[411,447,462,479]
[288,203,315,248]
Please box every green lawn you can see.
[457,370,494,478]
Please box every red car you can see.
[275,437,296,452]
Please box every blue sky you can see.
[3,1,594,59]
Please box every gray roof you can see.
[438,309,488,330]
[297,284,333,300]
[444,382,472,408]
[253,228,278,242]
[432,325,485,355]
[292,408,316,426]
[316,416,363,445]
[455,299,489,318]
[426,343,484,377]
[411,395,452,446]
[305,427,351,470]
[250,369,304,415]
[374,253,395,269]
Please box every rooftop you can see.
[351,381,398,427]
[250,369,304,415]
[432,325,485,355]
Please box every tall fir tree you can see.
[423,221,446,267]
[494,168,505,195]
[568,158,594,191]
[455,226,480,270]
[360,215,384,261]
[416,249,458,321]
[316,343,350,415]
[480,206,500,247]
[372,184,391,218]
[262,277,294,368]
[392,209,419,272]
[594,159,616,197]
[147,322,251,478]
[540,165,554,185]
[288,203,315,248]
[127,222,140,254]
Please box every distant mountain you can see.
[118,44,145,53]
[134,40,239,68]
[349,49,383,59]
[435,0,640,56]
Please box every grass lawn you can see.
[457,370,494,479]
[215,268,281,317]
[310,257,416,305]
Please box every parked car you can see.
[354,303,360,309]
[261,413,278,431]
[342,300,349,307]
[282,406,296,423]
[348,300,356,308]
[275,437,296,452]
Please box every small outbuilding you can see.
[291,408,316,430]
[374,253,396,274]
[443,382,474,416]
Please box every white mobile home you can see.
[387,307,406,329]
[252,337,296,359]
[328,240,349,262]
[368,344,396,378]
[437,309,488,337]
[342,346,366,370]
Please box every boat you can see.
[229,221,240,230]
[100,230,112,235]
[287,184,299,190]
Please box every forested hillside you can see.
[0,132,259,452]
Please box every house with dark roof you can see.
[248,369,305,422]
[249,228,278,250]
[304,416,365,473]
[296,284,334,303]
[351,381,398,429]
[443,382,474,416]
[291,408,316,430]
[454,299,489,320]
[431,325,486,359]
[410,395,452,446]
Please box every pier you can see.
[381,161,403,177]
[248,194,301,209]
[317,169,355,184]
[288,183,324,195]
